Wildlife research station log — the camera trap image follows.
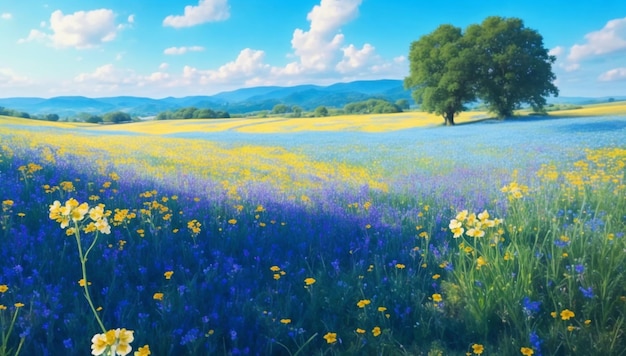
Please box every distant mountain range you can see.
[0,79,624,117]
[0,79,413,117]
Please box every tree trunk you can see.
[444,111,456,126]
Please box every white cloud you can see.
[599,67,626,82]
[163,0,229,28]
[128,14,135,24]
[183,48,270,84]
[164,46,205,55]
[1,13,12,20]
[159,63,169,70]
[336,43,376,73]
[0,68,31,87]
[548,46,564,57]
[568,17,626,61]
[75,64,136,84]
[19,9,120,49]
[288,0,362,72]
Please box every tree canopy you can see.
[344,99,403,114]
[405,16,558,125]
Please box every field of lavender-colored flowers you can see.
[0,114,625,355]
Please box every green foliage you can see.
[465,17,559,118]
[103,111,132,123]
[344,99,403,114]
[85,115,103,124]
[156,107,230,120]
[405,16,558,124]
[314,106,329,117]
[395,99,410,110]
[291,106,303,118]
[0,107,30,119]
[404,25,476,126]
[45,114,59,122]
[271,104,290,115]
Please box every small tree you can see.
[86,115,103,124]
[103,111,131,123]
[45,113,60,122]
[314,106,329,117]
[291,106,303,118]
[272,104,290,115]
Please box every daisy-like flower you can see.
[456,210,469,221]
[520,347,534,355]
[323,332,337,344]
[560,309,575,320]
[95,218,111,234]
[134,345,150,356]
[89,205,106,221]
[432,293,443,302]
[449,219,465,238]
[372,326,381,337]
[304,277,316,286]
[466,227,485,238]
[91,328,135,356]
[472,343,484,354]
[356,299,371,308]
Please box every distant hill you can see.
[0,80,413,117]
[0,79,624,117]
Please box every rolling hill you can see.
[0,79,413,117]
[0,79,624,118]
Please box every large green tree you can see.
[404,24,476,126]
[465,16,558,118]
[405,17,558,125]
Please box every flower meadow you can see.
[0,113,625,355]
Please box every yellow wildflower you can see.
[520,347,534,356]
[432,293,442,302]
[372,326,381,337]
[304,277,316,286]
[0,285,8,293]
[323,332,337,344]
[472,343,484,354]
[153,293,164,301]
[164,271,174,280]
[357,299,371,308]
[560,309,575,320]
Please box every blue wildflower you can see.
[522,297,541,316]
[579,286,594,299]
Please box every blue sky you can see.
[0,0,625,98]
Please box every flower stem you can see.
[73,223,106,333]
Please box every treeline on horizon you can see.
[0,98,410,123]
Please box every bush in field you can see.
[344,99,403,114]
[103,111,132,123]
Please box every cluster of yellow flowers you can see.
[448,210,501,239]
[49,198,111,234]
[500,181,529,200]
[90,328,150,356]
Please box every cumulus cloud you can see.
[288,0,362,72]
[568,17,626,61]
[74,64,136,84]
[163,0,230,28]
[0,68,31,86]
[183,48,270,84]
[164,46,205,55]
[548,46,564,57]
[19,9,123,49]
[336,43,376,73]
[1,13,12,20]
[599,67,626,82]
